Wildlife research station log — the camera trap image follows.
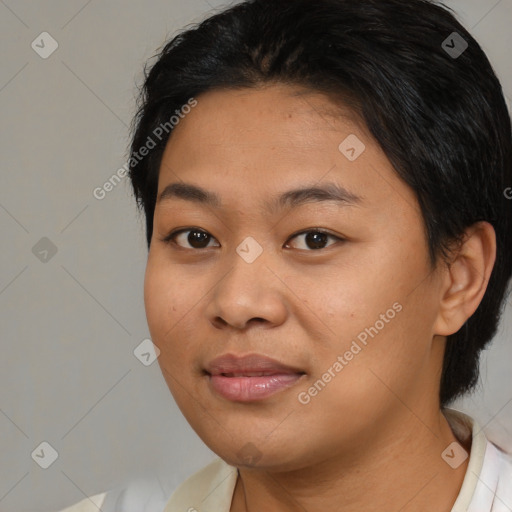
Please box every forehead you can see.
[169,84,367,148]
[156,84,418,218]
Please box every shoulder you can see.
[52,460,235,512]
[491,442,512,508]
[444,408,512,512]
[163,457,238,511]
[55,492,107,512]
[54,474,173,512]
[465,438,512,511]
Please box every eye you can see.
[285,229,344,251]
[161,228,220,249]
[161,227,344,251]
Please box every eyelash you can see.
[160,227,344,251]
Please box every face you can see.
[144,84,447,471]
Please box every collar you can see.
[444,408,511,512]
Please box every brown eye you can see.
[286,230,343,250]
[163,228,220,249]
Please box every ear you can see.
[433,221,496,336]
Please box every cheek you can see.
[143,255,199,356]
[314,252,406,328]
[308,245,436,382]
[144,258,205,410]
[144,261,170,337]
[294,306,427,437]
[317,282,439,416]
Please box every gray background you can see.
[0,0,511,511]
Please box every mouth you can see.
[219,371,292,377]
[204,353,306,402]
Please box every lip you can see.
[205,353,305,376]
[205,353,306,402]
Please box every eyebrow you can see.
[156,181,362,213]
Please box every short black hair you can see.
[128,0,512,407]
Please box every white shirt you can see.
[56,409,512,512]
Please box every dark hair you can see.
[128,0,512,407]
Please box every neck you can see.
[231,408,470,512]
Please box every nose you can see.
[205,246,288,331]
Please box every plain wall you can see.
[0,0,511,510]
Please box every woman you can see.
[59,0,512,510]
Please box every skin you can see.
[144,83,496,512]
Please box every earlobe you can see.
[433,221,496,336]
